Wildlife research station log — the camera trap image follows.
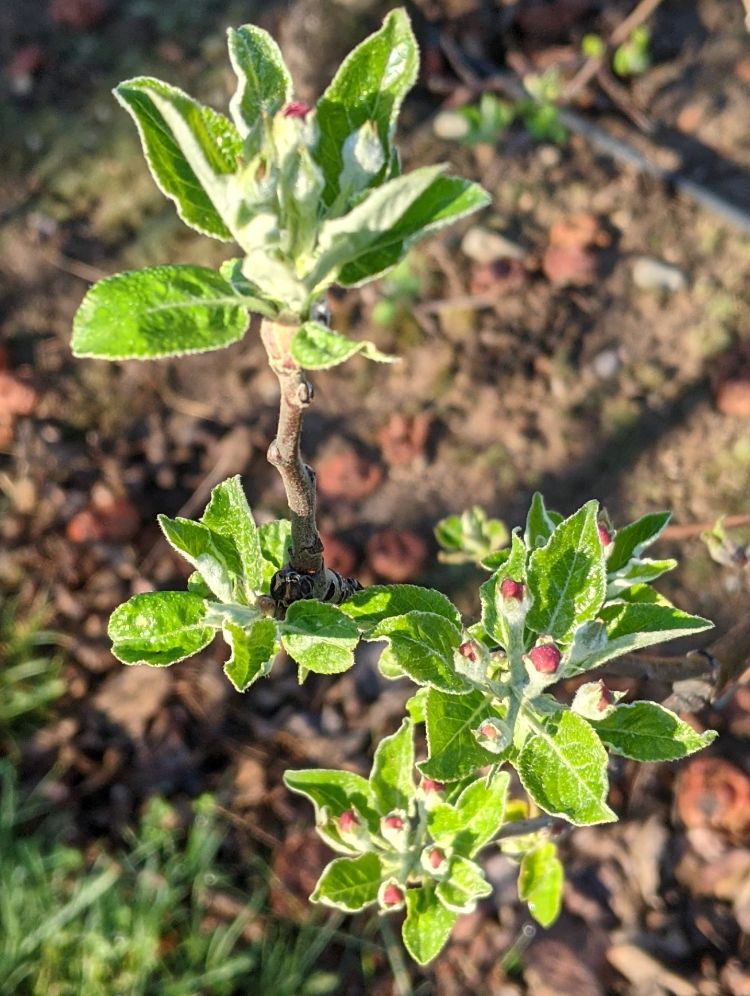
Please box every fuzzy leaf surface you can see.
[227,24,292,135]
[312,853,383,912]
[591,701,717,760]
[223,618,278,691]
[370,718,415,813]
[291,322,394,370]
[436,856,492,913]
[366,611,468,693]
[281,601,359,674]
[340,585,461,633]
[402,886,457,965]
[517,711,616,826]
[158,515,245,603]
[109,591,215,665]
[518,843,563,926]
[607,511,671,572]
[526,501,606,642]
[72,266,251,360]
[115,77,240,239]
[257,520,292,589]
[420,689,498,782]
[201,476,263,595]
[428,772,509,856]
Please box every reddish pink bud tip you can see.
[428,848,445,869]
[597,524,613,546]
[459,641,479,662]
[479,722,498,740]
[598,685,614,712]
[338,810,359,833]
[283,101,311,118]
[382,884,404,907]
[384,815,405,830]
[421,778,445,794]
[500,578,524,601]
[529,643,562,674]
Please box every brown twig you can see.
[662,513,750,541]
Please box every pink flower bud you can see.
[383,814,405,830]
[597,524,613,547]
[459,641,478,662]
[338,810,359,833]
[500,578,524,601]
[428,848,445,869]
[598,685,614,712]
[283,101,311,119]
[529,643,561,674]
[421,778,445,794]
[382,883,404,907]
[479,722,499,740]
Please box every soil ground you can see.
[2,0,750,992]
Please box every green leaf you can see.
[257,520,292,589]
[109,591,215,666]
[223,618,278,691]
[420,689,498,782]
[284,768,379,840]
[524,492,561,549]
[591,701,717,761]
[606,557,677,596]
[518,842,563,927]
[526,501,606,642]
[226,24,292,137]
[436,856,492,914]
[72,266,252,361]
[402,885,457,966]
[291,321,395,370]
[366,611,469,694]
[201,476,264,595]
[607,511,671,572]
[336,175,491,287]
[311,853,383,912]
[370,718,415,813]
[115,77,241,240]
[340,585,461,633]
[281,601,359,674]
[435,506,508,566]
[517,711,616,826]
[565,594,712,676]
[428,772,509,856]
[314,8,419,206]
[158,515,245,604]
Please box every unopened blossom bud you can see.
[421,778,445,794]
[382,883,404,907]
[500,578,524,601]
[459,641,479,662]
[338,810,359,833]
[597,523,613,547]
[283,101,311,118]
[479,722,499,740]
[529,643,561,674]
[428,848,445,869]
[598,685,614,712]
[383,814,405,830]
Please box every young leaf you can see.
[365,611,469,694]
[311,852,383,912]
[281,601,359,674]
[340,584,461,633]
[606,557,677,596]
[72,266,252,360]
[314,8,419,206]
[226,24,292,137]
[526,501,606,642]
[223,618,278,691]
[420,689,498,782]
[336,175,491,287]
[291,321,395,370]
[524,492,562,549]
[285,769,377,823]
[518,842,563,927]
[517,710,616,826]
[370,718,415,813]
[115,77,241,240]
[480,530,527,646]
[428,772,509,856]
[591,701,717,761]
[565,593,712,676]
[158,515,245,604]
[402,885,457,966]
[607,511,671,572]
[436,856,492,914]
[201,476,263,595]
[257,519,292,589]
[109,591,216,665]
